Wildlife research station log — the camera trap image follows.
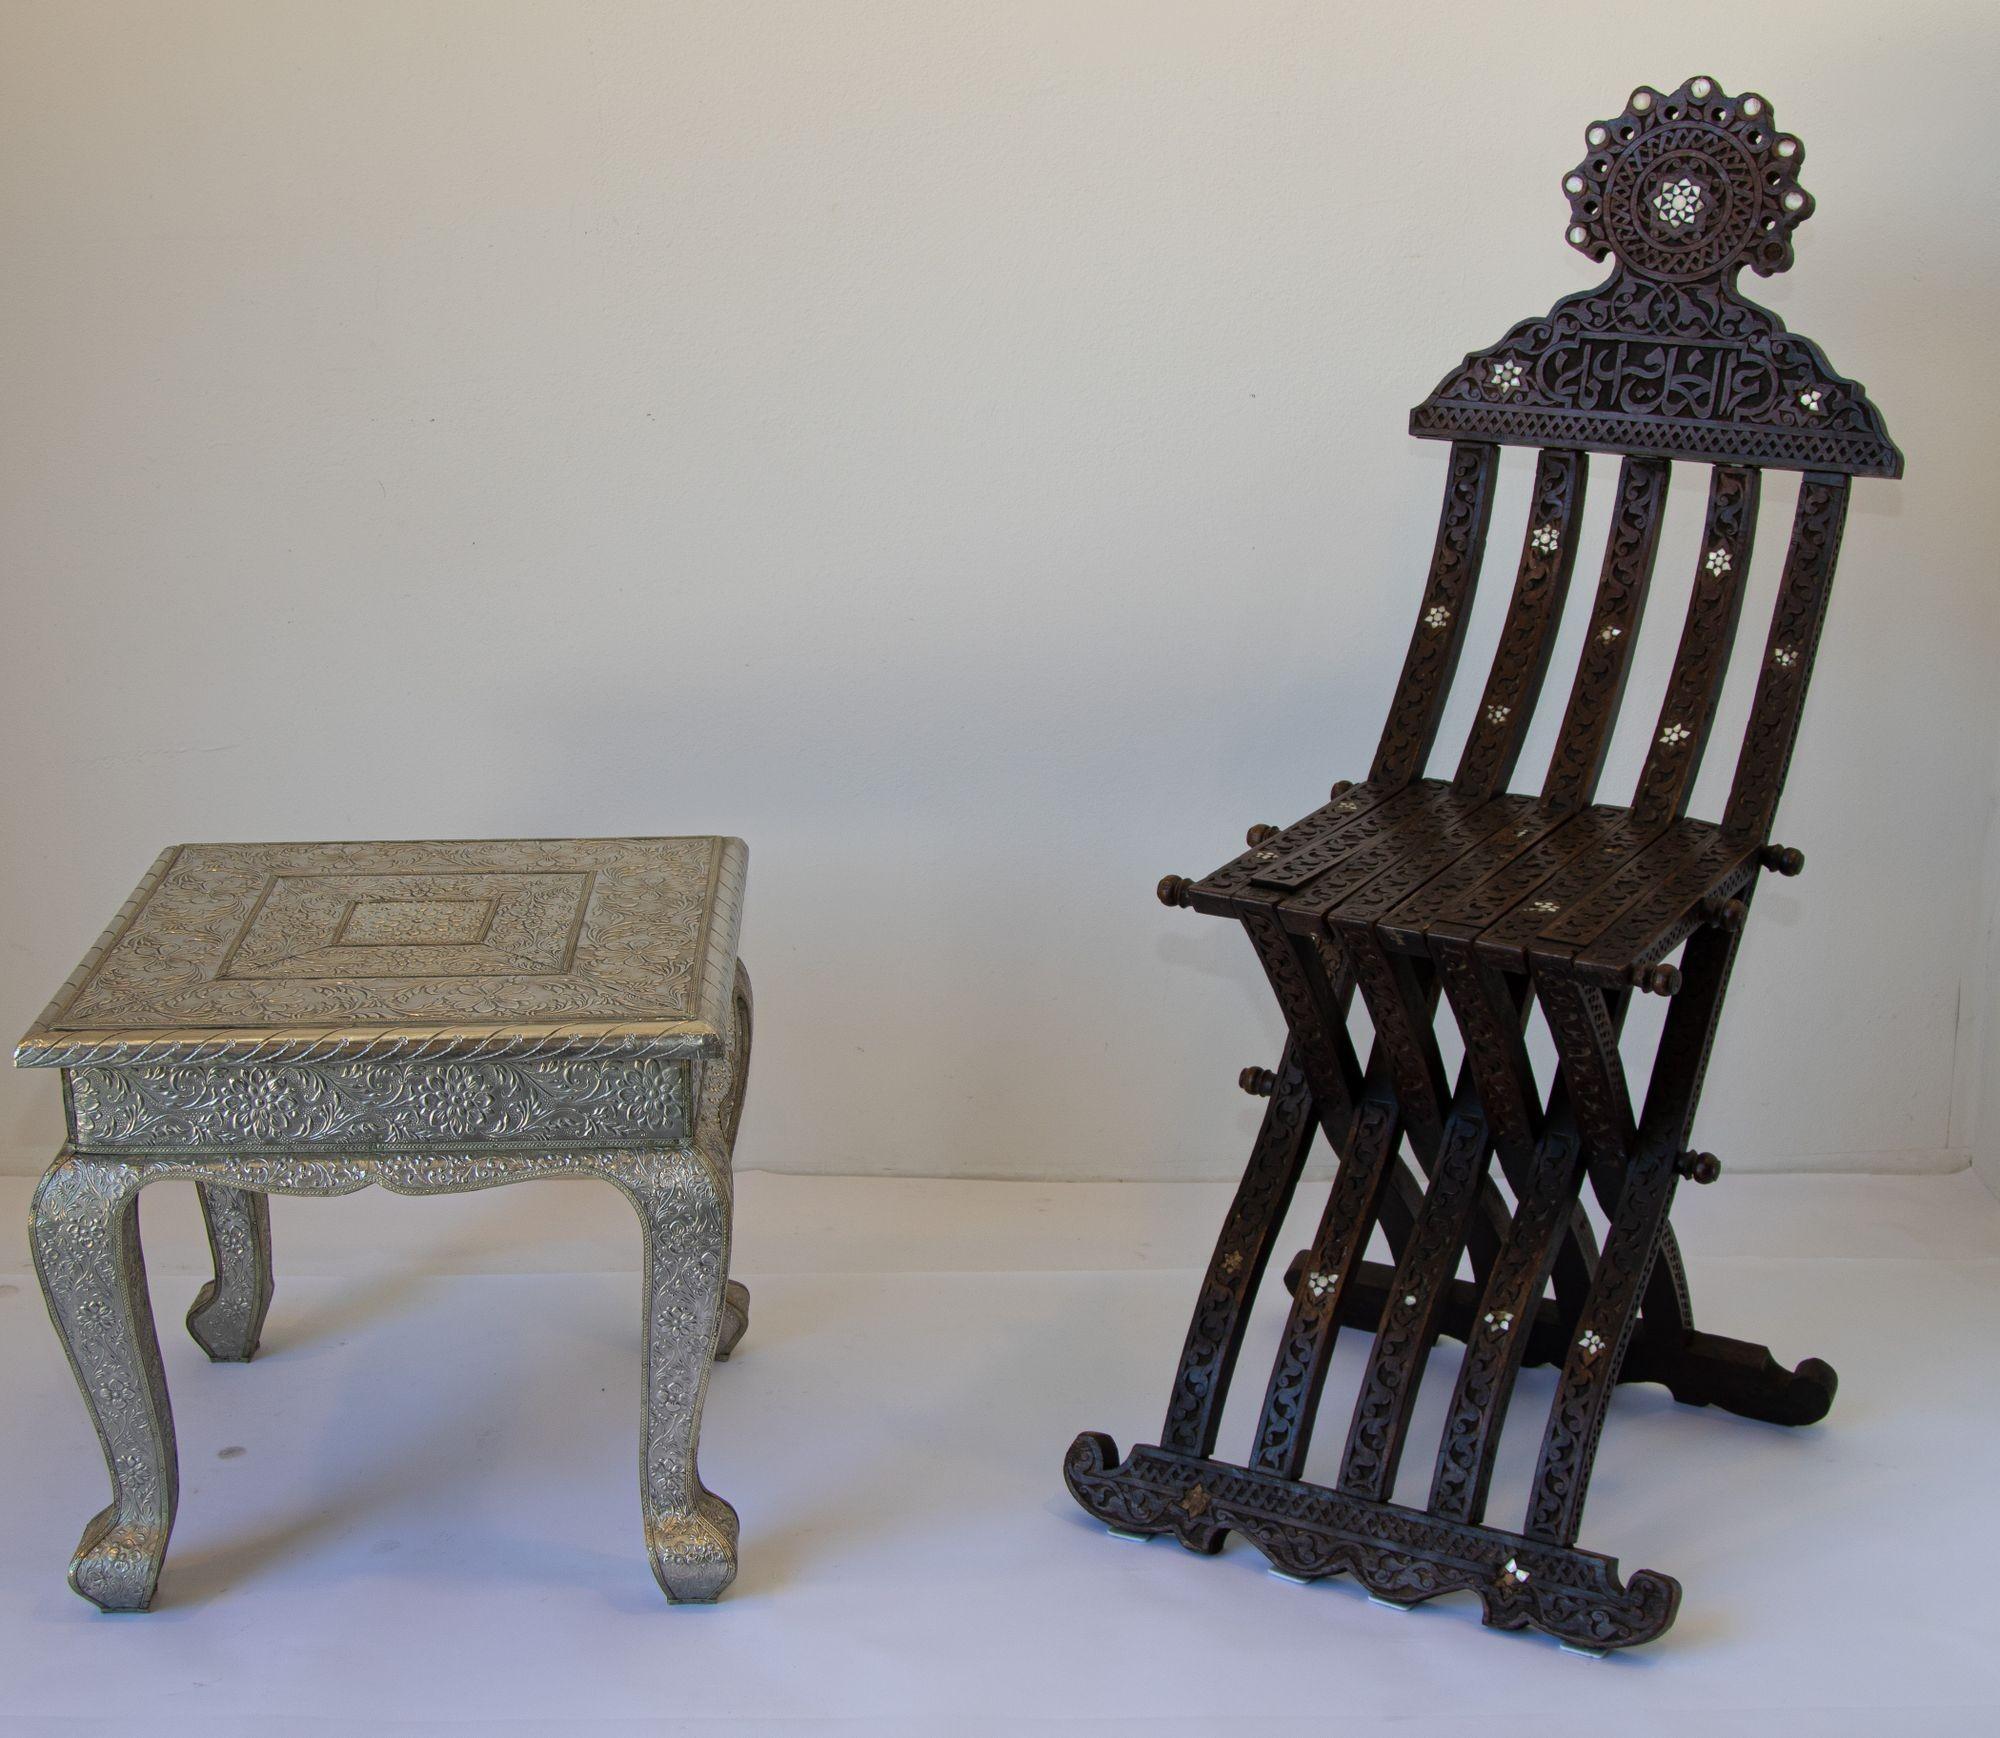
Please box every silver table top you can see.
[17,835,747,1070]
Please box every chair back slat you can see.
[1540,457,1670,814]
[1630,465,1762,825]
[1453,449,1589,802]
[1722,474,1851,840]
[1351,82,1893,865]
[1369,442,1498,790]
[1379,81,1898,848]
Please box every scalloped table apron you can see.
[15,835,756,1610]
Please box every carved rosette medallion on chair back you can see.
[18,835,756,1610]
[1064,79,1900,1651]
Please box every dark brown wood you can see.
[1370,444,1500,790]
[1454,448,1590,801]
[1542,455,1671,814]
[1631,466,1761,824]
[1067,77,1899,1652]
[1157,1040,1317,1461]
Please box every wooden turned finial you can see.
[1245,824,1280,847]
[1700,895,1747,933]
[1758,843,1806,876]
[1676,1151,1723,1184]
[1627,961,1682,996]
[1158,875,1195,908]
[1239,1066,1276,1097]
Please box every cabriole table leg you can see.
[187,1182,275,1362]
[30,1153,179,1612]
[617,1146,739,1603]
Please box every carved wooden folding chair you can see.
[1065,77,1900,1651]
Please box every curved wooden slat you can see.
[1724,474,1852,840]
[1541,456,1671,814]
[1371,444,1501,789]
[1158,1040,1318,1459]
[1455,449,1590,801]
[1632,466,1762,825]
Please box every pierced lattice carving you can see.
[1412,79,1901,477]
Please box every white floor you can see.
[1,1168,1997,1736]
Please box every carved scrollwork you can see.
[1412,79,1900,476]
[1064,1437,1680,1650]
[1564,78,1810,282]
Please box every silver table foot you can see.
[31,1156,177,1612]
[716,1279,751,1362]
[621,1145,740,1603]
[186,1183,275,1362]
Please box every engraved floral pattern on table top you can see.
[338,897,494,948]
[47,838,729,1036]
[68,1055,692,1151]
[223,872,584,980]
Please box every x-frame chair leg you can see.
[1067,881,1834,1650]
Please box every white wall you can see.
[3,1,1997,1180]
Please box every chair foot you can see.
[1620,1328,1837,1426]
[715,1279,750,1362]
[1064,1435,1679,1650]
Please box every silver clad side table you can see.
[15,835,755,1611]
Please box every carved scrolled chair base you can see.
[1622,1328,1837,1427]
[1065,1435,1679,1651]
